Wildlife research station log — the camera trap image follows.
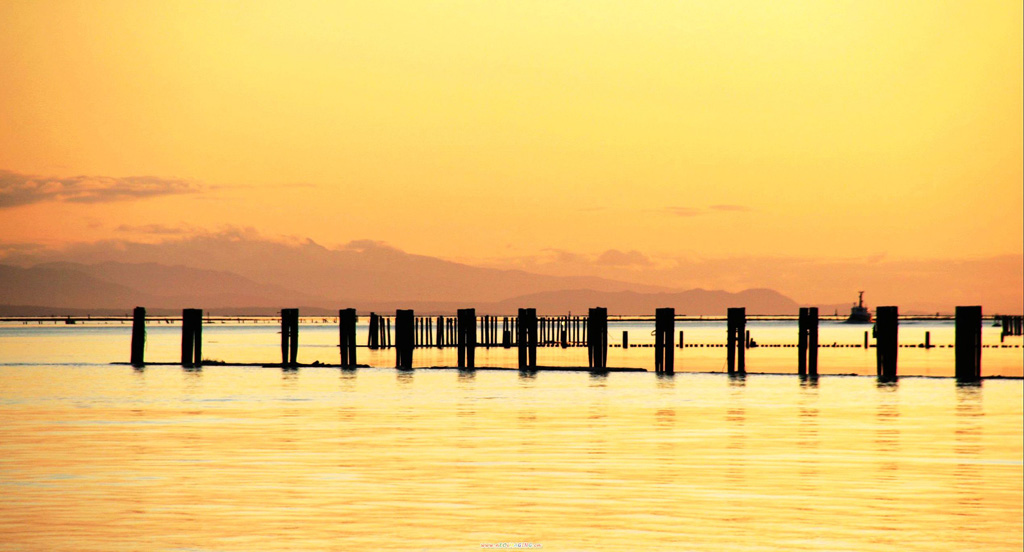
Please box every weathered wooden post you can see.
[395,309,414,369]
[518,308,538,369]
[798,307,819,377]
[875,306,898,381]
[924,331,931,349]
[655,307,675,374]
[955,306,982,382]
[727,308,746,375]
[622,330,629,349]
[384,317,391,348]
[131,306,146,366]
[281,308,299,366]
[864,331,869,349]
[807,307,818,377]
[339,308,357,367]
[457,308,476,368]
[587,307,608,370]
[181,308,202,367]
[679,330,684,349]
[368,313,379,349]
[798,308,808,376]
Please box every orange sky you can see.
[0,1,1021,301]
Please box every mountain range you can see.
[0,239,813,315]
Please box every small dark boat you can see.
[845,291,872,324]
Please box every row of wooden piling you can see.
[1001,315,1023,337]
[127,304,999,381]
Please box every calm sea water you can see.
[1,320,1022,551]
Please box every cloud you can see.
[342,239,400,253]
[666,205,752,217]
[710,204,751,212]
[596,249,653,267]
[0,169,200,208]
[666,206,704,217]
[115,223,200,236]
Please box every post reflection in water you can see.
[0,360,1020,551]
[954,383,983,531]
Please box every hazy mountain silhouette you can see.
[493,288,799,315]
[0,260,805,315]
[2,233,673,305]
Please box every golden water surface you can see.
[1,322,1021,551]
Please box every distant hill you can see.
[493,288,799,315]
[0,261,804,315]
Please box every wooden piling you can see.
[798,307,819,377]
[925,331,931,349]
[181,308,202,367]
[518,308,538,369]
[339,308,357,367]
[727,308,746,375]
[955,306,982,382]
[130,306,146,366]
[798,309,808,376]
[679,330,684,349]
[368,313,379,349]
[875,306,898,381]
[395,309,414,369]
[655,307,675,374]
[864,331,869,349]
[457,308,476,368]
[808,308,818,377]
[622,330,629,349]
[281,308,299,366]
[587,307,608,370]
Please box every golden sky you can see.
[1,1,1021,270]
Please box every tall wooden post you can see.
[798,307,819,377]
[339,308,357,367]
[395,309,414,369]
[955,306,982,382]
[807,307,818,377]
[655,307,675,374]
[798,308,808,376]
[727,308,745,375]
[181,308,202,367]
[875,306,898,381]
[587,307,608,370]
[281,308,299,366]
[518,308,538,369]
[368,313,379,349]
[457,308,476,368]
[130,306,146,366]
[181,309,193,366]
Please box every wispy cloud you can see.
[709,204,752,212]
[596,249,654,267]
[115,223,200,236]
[0,169,200,208]
[666,206,704,217]
[666,204,751,217]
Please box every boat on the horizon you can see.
[845,291,872,324]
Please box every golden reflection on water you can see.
[0,365,1020,551]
